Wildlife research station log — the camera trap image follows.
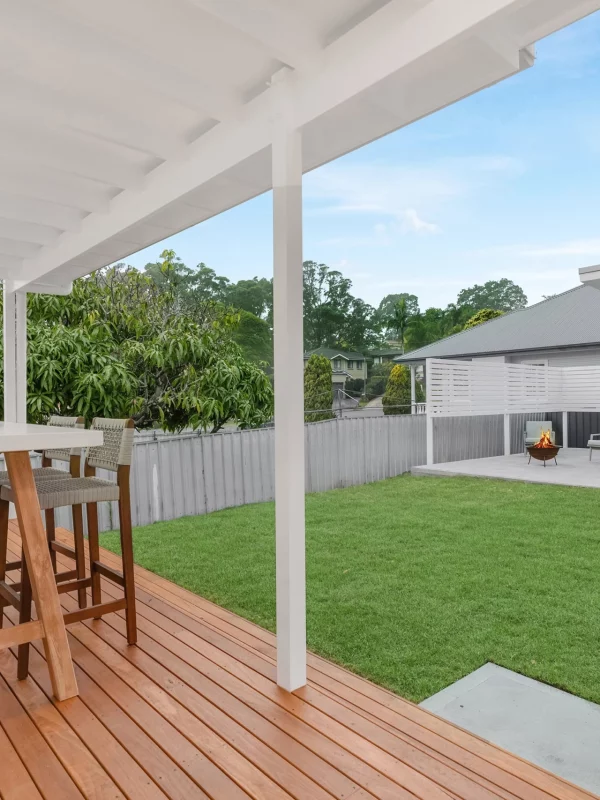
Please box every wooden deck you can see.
[0,522,596,800]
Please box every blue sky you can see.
[124,11,600,312]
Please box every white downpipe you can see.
[3,282,27,424]
[410,364,416,415]
[272,84,306,692]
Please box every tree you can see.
[366,361,394,398]
[377,293,419,333]
[382,364,424,415]
[20,262,273,432]
[387,298,411,352]
[463,308,504,329]
[303,261,380,352]
[304,355,334,422]
[456,279,527,312]
[231,310,273,368]
[225,277,272,320]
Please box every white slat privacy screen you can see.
[427,358,600,417]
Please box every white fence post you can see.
[272,80,306,693]
[562,410,568,449]
[503,414,511,456]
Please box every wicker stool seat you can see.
[0,466,70,486]
[1,476,120,509]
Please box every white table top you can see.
[0,422,103,452]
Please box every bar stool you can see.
[0,418,137,680]
[0,415,85,620]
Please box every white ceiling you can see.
[1,0,599,291]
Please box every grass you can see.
[101,475,600,704]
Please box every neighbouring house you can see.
[368,346,405,364]
[396,284,600,370]
[397,277,600,446]
[304,347,370,394]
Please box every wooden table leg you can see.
[4,451,78,701]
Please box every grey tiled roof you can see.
[397,285,600,363]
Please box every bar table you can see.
[0,422,102,700]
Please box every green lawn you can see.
[101,475,600,704]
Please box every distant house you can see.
[303,347,369,393]
[368,347,405,365]
[396,284,600,370]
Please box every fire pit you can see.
[527,429,560,466]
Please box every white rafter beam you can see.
[184,0,321,70]
[18,0,599,288]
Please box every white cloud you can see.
[304,155,522,236]
[519,239,600,258]
[400,209,440,235]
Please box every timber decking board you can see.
[0,522,595,800]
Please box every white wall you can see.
[508,347,600,368]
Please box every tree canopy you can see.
[17,258,273,432]
[456,279,527,313]
[382,365,424,415]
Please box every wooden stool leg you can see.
[17,549,32,680]
[118,467,136,645]
[45,509,57,572]
[86,502,101,614]
[6,451,78,701]
[0,499,9,629]
[72,504,87,609]
[0,500,10,628]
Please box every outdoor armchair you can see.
[588,433,600,460]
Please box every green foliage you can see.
[366,361,394,398]
[20,256,273,432]
[464,308,505,329]
[303,261,381,353]
[231,310,273,369]
[457,279,527,312]
[382,364,424,415]
[304,355,334,422]
[344,378,365,395]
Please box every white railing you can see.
[414,403,427,415]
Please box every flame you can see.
[533,429,554,449]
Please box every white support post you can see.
[425,359,433,465]
[3,281,27,424]
[410,364,416,414]
[503,413,511,456]
[272,85,306,692]
[562,410,568,449]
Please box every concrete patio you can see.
[413,447,600,488]
[421,663,600,796]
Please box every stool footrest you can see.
[64,598,126,625]
[57,577,92,595]
[0,620,44,650]
[0,581,21,610]
[51,541,76,559]
[93,561,125,588]
[5,560,21,573]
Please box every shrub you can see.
[463,308,504,329]
[304,355,334,422]
[345,378,365,395]
[382,364,424,415]
[366,361,394,398]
